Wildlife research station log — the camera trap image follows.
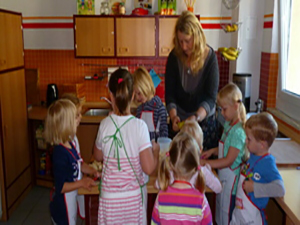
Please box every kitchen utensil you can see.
[46,84,59,107]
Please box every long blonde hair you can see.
[132,66,155,102]
[44,99,77,145]
[180,120,203,151]
[174,10,207,75]
[158,132,205,193]
[217,82,246,126]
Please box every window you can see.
[277,0,300,121]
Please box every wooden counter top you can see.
[28,102,111,123]
[78,171,215,195]
[276,168,300,225]
[271,140,300,167]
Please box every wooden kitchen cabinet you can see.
[0,10,24,72]
[116,17,156,57]
[158,17,177,57]
[74,16,114,57]
[0,69,31,220]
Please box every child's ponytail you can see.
[194,166,205,193]
[158,155,171,191]
[238,100,247,127]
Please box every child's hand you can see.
[200,159,207,166]
[243,178,254,193]
[152,140,160,156]
[172,116,180,132]
[81,177,97,191]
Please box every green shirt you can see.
[221,121,246,194]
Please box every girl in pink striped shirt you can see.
[152,132,212,224]
[94,68,159,225]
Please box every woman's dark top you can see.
[165,46,219,120]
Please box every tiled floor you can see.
[0,186,85,225]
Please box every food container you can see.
[158,137,172,156]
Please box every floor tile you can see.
[22,212,52,225]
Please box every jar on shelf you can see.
[119,2,125,15]
[100,1,109,15]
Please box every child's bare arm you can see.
[61,177,96,193]
[140,142,159,175]
[81,162,101,178]
[94,145,103,162]
[203,146,240,169]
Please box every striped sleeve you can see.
[151,195,161,225]
[158,103,168,138]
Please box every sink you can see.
[84,108,110,116]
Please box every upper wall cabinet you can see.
[0,11,24,71]
[158,17,177,57]
[74,16,115,57]
[116,17,156,57]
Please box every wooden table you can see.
[275,168,300,225]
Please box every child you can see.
[201,82,246,225]
[151,132,212,224]
[155,120,222,194]
[230,112,285,225]
[61,93,100,220]
[44,99,97,225]
[94,68,159,225]
[133,66,168,141]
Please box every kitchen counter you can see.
[271,139,300,167]
[276,168,300,225]
[28,102,111,123]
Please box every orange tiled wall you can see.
[259,52,279,109]
[24,50,229,103]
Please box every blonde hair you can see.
[180,120,203,150]
[174,10,207,75]
[158,132,205,193]
[61,93,81,108]
[44,99,77,145]
[217,82,246,126]
[245,112,278,147]
[133,66,155,102]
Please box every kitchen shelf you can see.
[36,174,53,181]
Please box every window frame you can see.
[277,0,300,121]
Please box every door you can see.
[0,69,30,187]
[116,17,156,57]
[0,11,24,71]
[75,17,115,57]
[159,17,177,57]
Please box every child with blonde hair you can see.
[155,120,222,193]
[44,99,97,225]
[230,112,285,225]
[61,93,99,221]
[133,66,168,141]
[151,132,212,224]
[94,68,159,225]
[201,82,246,225]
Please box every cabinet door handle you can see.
[119,47,129,53]
[102,47,111,53]
[161,47,170,53]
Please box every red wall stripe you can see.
[22,23,73,29]
[264,21,273,29]
[201,23,222,29]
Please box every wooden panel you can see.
[77,124,99,162]
[116,18,155,57]
[25,69,40,106]
[0,12,23,71]
[8,184,31,218]
[159,18,177,57]
[75,17,114,57]
[6,167,31,208]
[0,69,30,187]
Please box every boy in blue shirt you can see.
[230,112,285,225]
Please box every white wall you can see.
[229,0,266,111]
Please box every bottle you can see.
[36,125,47,149]
[119,2,125,15]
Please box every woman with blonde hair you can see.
[165,10,220,151]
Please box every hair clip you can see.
[118,78,123,84]
[166,152,170,157]
[237,99,242,103]
[197,165,201,171]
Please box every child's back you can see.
[152,132,212,225]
